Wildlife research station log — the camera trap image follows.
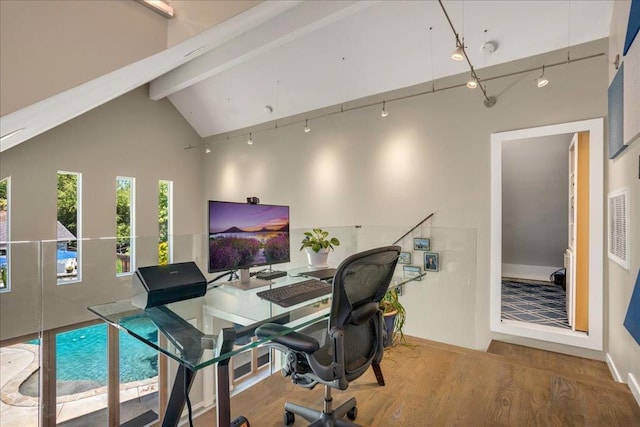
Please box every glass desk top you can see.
[88,272,423,371]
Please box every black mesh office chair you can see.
[255,245,401,426]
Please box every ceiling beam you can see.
[149,1,369,101]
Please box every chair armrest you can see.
[256,323,320,354]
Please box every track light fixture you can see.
[451,40,465,61]
[247,133,253,145]
[466,77,478,89]
[381,101,389,117]
[304,119,311,133]
[536,65,549,88]
[438,0,496,107]
[205,144,211,154]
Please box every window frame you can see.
[116,176,135,276]
[57,171,82,285]
[0,176,10,293]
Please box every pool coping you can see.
[1,343,158,407]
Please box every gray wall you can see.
[502,134,571,268]
[0,86,203,339]
[0,0,167,116]
[203,39,609,351]
[607,0,640,391]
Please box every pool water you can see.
[33,320,158,386]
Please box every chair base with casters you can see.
[284,385,358,426]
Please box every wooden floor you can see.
[195,336,640,426]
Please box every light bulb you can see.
[536,77,549,88]
[466,79,477,89]
[304,119,311,133]
[536,66,549,88]
[381,101,389,118]
[451,46,464,61]
[247,133,253,145]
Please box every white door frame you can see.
[490,118,603,351]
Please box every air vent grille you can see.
[608,188,629,270]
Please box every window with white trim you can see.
[158,180,173,265]
[116,177,135,275]
[0,177,10,292]
[57,171,81,283]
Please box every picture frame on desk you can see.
[424,252,439,272]
[413,237,430,251]
[403,265,422,281]
[398,252,412,264]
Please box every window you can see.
[158,180,172,265]
[57,172,81,283]
[0,177,9,291]
[116,177,135,275]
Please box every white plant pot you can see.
[305,248,330,267]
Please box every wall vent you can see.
[608,188,629,270]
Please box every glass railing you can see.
[0,240,42,427]
[0,226,477,426]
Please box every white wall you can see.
[607,0,640,395]
[203,39,609,352]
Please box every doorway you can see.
[489,118,604,351]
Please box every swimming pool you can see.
[1,249,79,267]
[34,319,158,385]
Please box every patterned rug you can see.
[501,279,570,329]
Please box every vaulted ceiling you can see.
[0,1,613,151]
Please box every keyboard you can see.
[256,279,332,307]
[255,270,287,280]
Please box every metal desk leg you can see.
[215,328,237,427]
[162,364,195,427]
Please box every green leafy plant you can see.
[380,288,406,344]
[299,228,340,253]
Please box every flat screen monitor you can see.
[208,201,290,279]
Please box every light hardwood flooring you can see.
[195,336,640,426]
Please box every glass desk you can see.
[89,271,422,427]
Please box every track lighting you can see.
[304,119,311,133]
[247,133,253,145]
[451,40,464,61]
[205,144,211,154]
[381,101,389,117]
[466,78,478,89]
[536,65,549,88]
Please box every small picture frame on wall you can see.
[398,252,412,264]
[413,237,430,251]
[424,252,439,272]
[403,265,422,281]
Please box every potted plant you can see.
[300,228,340,267]
[380,287,406,347]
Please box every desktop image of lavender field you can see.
[209,202,290,272]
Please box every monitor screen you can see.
[208,201,290,273]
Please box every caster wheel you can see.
[347,406,358,421]
[284,411,295,425]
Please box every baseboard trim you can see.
[501,263,561,282]
[628,373,640,408]
[606,352,623,383]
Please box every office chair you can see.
[255,245,401,426]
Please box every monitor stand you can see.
[227,268,272,290]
